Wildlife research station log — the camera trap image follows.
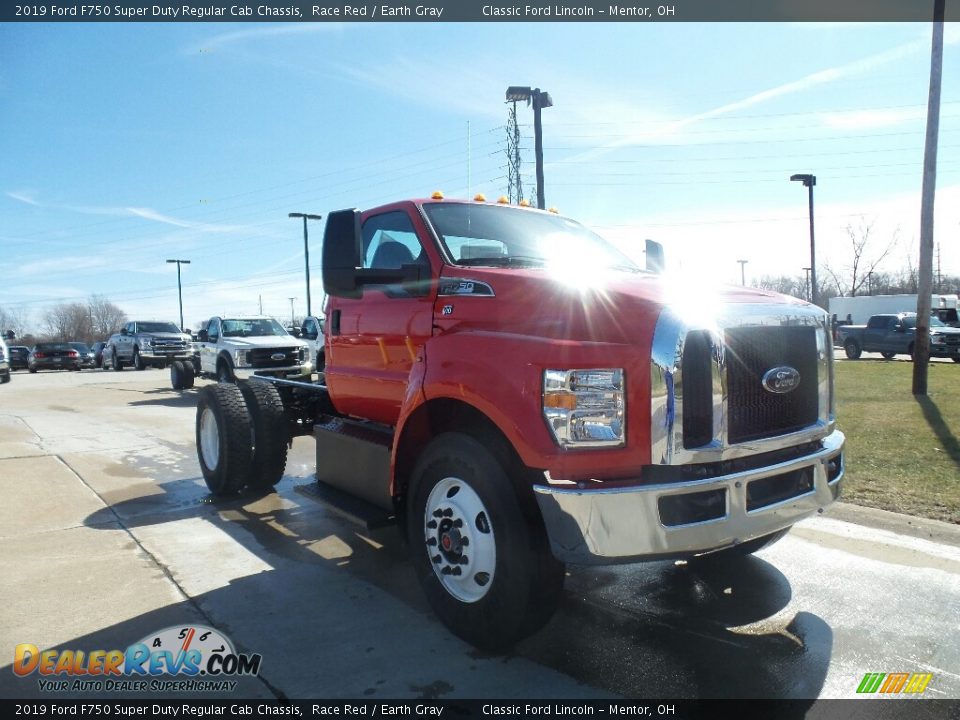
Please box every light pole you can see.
[288,212,322,318]
[737,259,748,286]
[802,267,812,302]
[288,297,296,328]
[790,173,817,307]
[166,259,191,331]
[506,86,553,209]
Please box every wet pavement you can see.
[1,368,958,700]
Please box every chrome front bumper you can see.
[233,363,312,380]
[534,429,844,564]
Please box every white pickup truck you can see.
[169,315,311,390]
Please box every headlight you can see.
[543,368,625,448]
[234,350,249,367]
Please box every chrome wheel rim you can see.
[199,408,220,471]
[424,476,496,603]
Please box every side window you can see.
[303,318,317,338]
[866,316,887,330]
[207,318,220,342]
[125,322,134,334]
[361,211,428,271]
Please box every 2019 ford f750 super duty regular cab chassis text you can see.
[194,196,845,649]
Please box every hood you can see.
[143,332,190,341]
[436,266,812,345]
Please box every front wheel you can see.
[408,432,564,650]
[112,349,123,371]
[133,347,146,371]
[216,359,235,383]
[844,340,862,360]
[880,351,896,360]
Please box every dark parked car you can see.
[69,342,96,369]
[8,345,30,370]
[91,341,107,369]
[28,343,82,372]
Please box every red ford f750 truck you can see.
[194,196,845,649]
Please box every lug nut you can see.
[452,519,463,528]
[441,508,453,517]
[427,537,437,546]
[451,567,462,576]
[432,555,441,564]
[441,565,452,575]
[432,510,443,518]
[459,556,469,565]
[426,520,437,529]
[460,538,469,546]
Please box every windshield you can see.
[902,315,946,329]
[422,203,640,273]
[69,343,91,353]
[138,322,182,334]
[221,318,290,338]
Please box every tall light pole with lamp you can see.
[288,212,322,317]
[737,259,748,286]
[506,86,553,209]
[166,259,191,332]
[790,173,817,307]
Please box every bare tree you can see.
[0,305,31,340]
[823,218,898,297]
[89,294,127,338]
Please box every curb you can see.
[825,501,960,549]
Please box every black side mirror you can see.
[645,239,665,274]
[322,209,364,299]
[197,329,209,342]
[120,328,129,336]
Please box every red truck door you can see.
[325,207,436,425]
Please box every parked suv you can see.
[111,321,194,370]
[8,346,30,371]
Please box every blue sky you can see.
[2,21,958,330]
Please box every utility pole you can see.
[288,213,322,317]
[790,174,818,307]
[506,86,552,208]
[166,259,191,332]
[737,259,748,286]
[288,297,297,328]
[914,0,944,396]
[803,267,811,302]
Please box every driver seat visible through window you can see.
[370,241,415,269]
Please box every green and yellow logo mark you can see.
[857,672,933,694]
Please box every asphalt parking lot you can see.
[1,368,959,701]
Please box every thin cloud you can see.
[190,23,345,53]
[7,190,40,206]
[126,207,239,233]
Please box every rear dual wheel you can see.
[170,360,195,391]
[195,380,288,495]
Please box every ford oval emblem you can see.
[762,366,800,394]
[271,353,286,361]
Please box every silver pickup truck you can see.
[108,321,194,371]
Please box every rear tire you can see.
[880,351,896,360]
[407,432,564,650]
[844,340,862,359]
[195,384,253,495]
[238,379,288,490]
[170,360,186,390]
[952,357,960,363]
[182,362,195,389]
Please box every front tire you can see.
[133,347,146,371]
[407,432,564,650]
[112,349,123,371]
[195,383,253,495]
[216,358,235,383]
[844,340,862,360]
[238,380,288,490]
[880,351,896,360]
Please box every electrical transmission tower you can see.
[505,101,524,204]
